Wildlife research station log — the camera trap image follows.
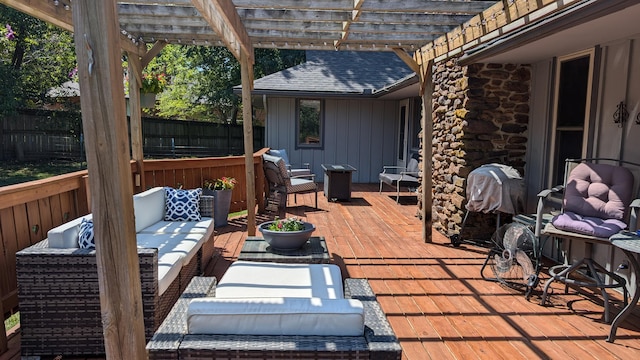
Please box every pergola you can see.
[0,1,575,358]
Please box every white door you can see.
[397,99,410,168]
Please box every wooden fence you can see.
[0,150,268,352]
[0,110,265,161]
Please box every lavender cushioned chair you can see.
[535,159,640,323]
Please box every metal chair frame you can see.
[536,158,640,323]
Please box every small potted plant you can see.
[139,72,167,108]
[258,217,315,251]
[203,177,237,227]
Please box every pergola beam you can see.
[334,0,363,49]
[392,47,420,74]
[0,0,147,56]
[414,0,586,65]
[141,40,168,68]
[190,0,254,63]
[0,0,73,32]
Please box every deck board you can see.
[3,184,640,359]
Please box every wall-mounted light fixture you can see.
[614,101,628,127]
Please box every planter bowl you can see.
[258,221,316,250]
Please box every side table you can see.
[237,236,331,264]
[608,231,640,342]
[321,164,357,201]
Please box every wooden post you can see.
[420,59,434,243]
[71,1,147,359]
[128,55,146,192]
[241,50,256,236]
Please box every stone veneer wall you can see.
[421,58,531,241]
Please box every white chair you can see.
[379,156,420,203]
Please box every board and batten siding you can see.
[266,97,400,184]
[525,35,640,293]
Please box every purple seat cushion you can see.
[563,163,633,221]
[552,211,627,238]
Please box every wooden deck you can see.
[3,184,640,359]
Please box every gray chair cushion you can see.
[288,178,317,193]
[563,163,633,221]
[268,149,290,166]
[407,158,419,173]
[551,211,627,238]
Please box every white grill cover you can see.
[465,164,524,215]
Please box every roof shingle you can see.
[250,51,415,96]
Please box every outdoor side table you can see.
[321,164,357,201]
[237,236,331,264]
[607,231,640,342]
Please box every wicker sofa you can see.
[16,187,214,357]
[147,262,402,360]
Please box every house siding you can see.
[265,97,399,184]
[525,36,640,292]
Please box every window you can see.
[549,49,595,185]
[296,99,323,148]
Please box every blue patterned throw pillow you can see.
[78,218,95,249]
[164,187,202,221]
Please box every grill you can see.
[451,163,525,246]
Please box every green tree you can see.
[152,45,212,120]
[154,45,305,122]
[0,5,76,114]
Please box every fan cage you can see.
[482,222,541,296]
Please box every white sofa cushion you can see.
[133,187,166,232]
[157,252,186,295]
[187,297,364,336]
[139,218,212,234]
[216,261,344,299]
[47,214,93,248]
[136,232,205,264]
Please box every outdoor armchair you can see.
[263,153,317,210]
[536,158,640,323]
[379,155,420,203]
[268,148,312,176]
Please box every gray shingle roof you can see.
[250,51,415,96]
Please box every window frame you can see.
[548,48,596,186]
[295,98,324,149]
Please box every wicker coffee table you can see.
[237,236,330,264]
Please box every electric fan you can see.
[481,222,541,299]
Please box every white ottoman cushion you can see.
[216,261,344,299]
[187,297,364,336]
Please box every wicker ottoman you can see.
[147,276,402,359]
